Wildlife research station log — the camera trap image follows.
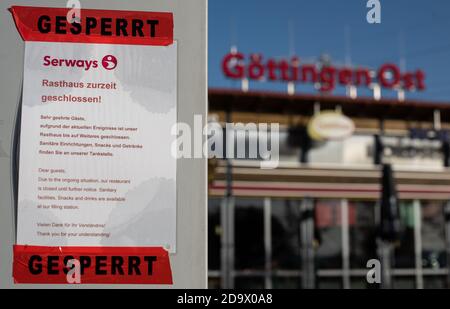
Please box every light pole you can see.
[378,163,401,289]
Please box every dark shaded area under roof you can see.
[209,88,450,123]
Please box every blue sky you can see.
[209,0,450,102]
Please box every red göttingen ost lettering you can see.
[222,52,426,92]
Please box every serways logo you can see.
[101,55,118,70]
[43,55,118,71]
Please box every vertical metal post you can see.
[378,163,400,289]
[374,134,384,165]
[287,82,295,96]
[220,197,229,289]
[443,140,450,168]
[434,109,442,131]
[227,196,235,289]
[341,199,351,289]
[220,196,235,289]
[264,198,272,289]
[443,202,450,288]
[397,89,405,102]
[413,200,423,289]
[221,110,234,289]
[301,197,316,289]
[314,102,321,115]
[378,240,393,289]
[372,83,381,101]
[347,86,357,99]
[241,78,249,93]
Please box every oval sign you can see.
[308,111,355,141]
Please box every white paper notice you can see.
[17,41,177,252]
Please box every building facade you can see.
[208,89,450,289]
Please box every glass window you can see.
[208,198,222,271]
[424,276,447,289]
[271,199,302,270]
[315,199,342,269]
[317,277,342,289]
[351,277,379,289]
[235,198,265,270]
[235,277,265,289]
[421,201,446,269]
[393,277,415,289]
[394,202,415,268]
[349,201,377,268]
[272,277,301,289]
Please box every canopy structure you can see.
[209,88,450,124]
